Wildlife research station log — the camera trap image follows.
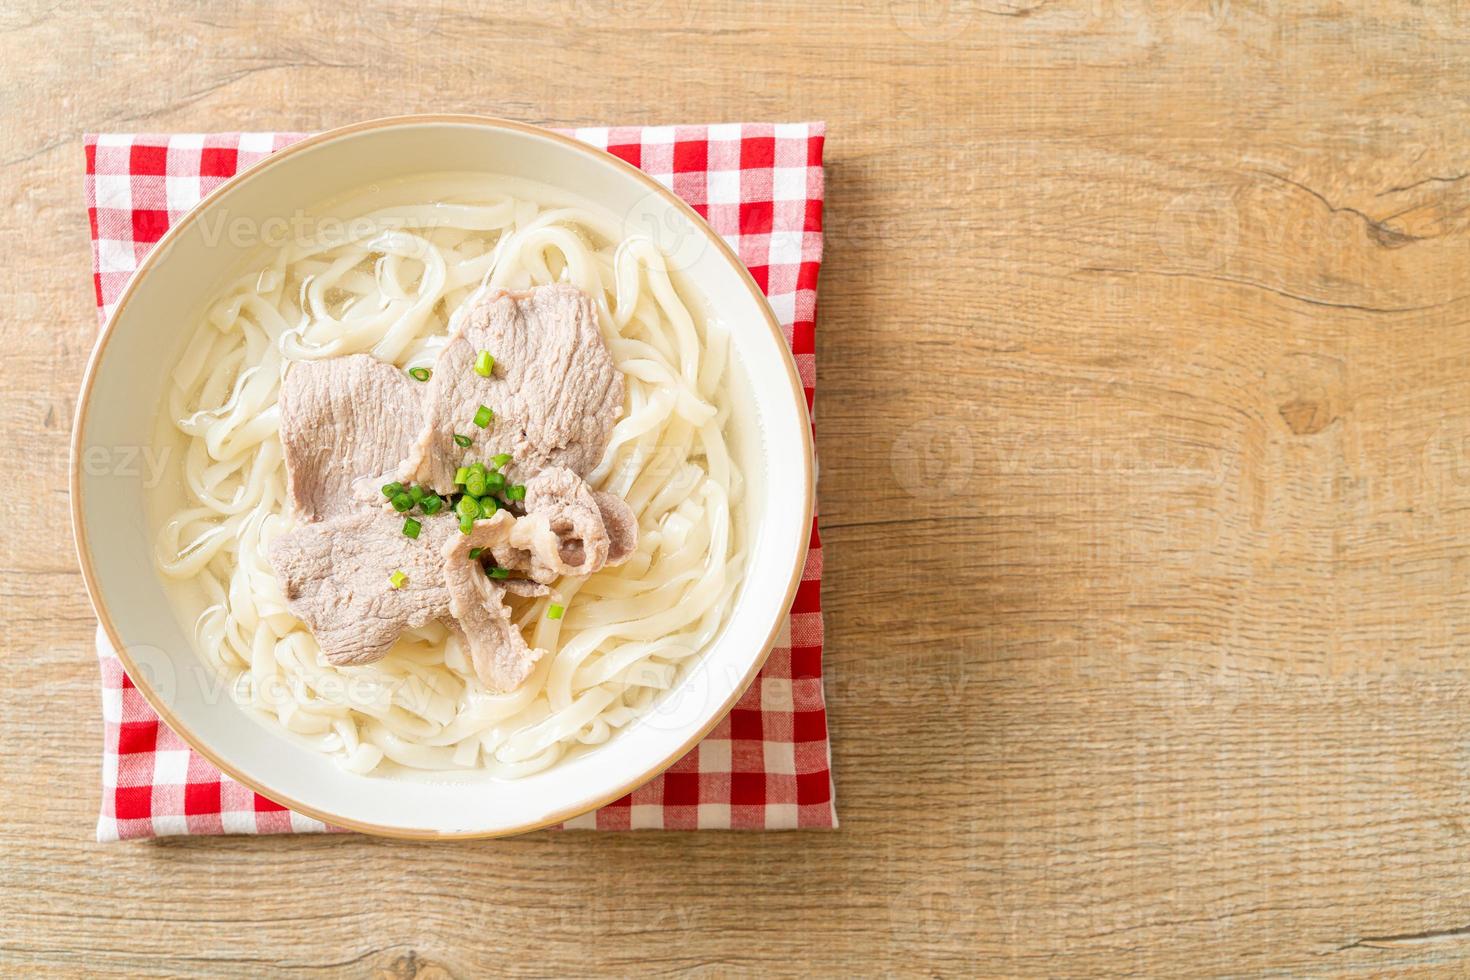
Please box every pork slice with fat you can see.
[593,491,639,566]
[485,466,639,584]
[280,355,423,523]
[398,284,623,493]
[268,509,457,666]
[442,512,546,692]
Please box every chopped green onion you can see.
[421,494,443,515]
[402,517,421,539]
[390,493,413,513]
[487,566,510,580]
[484,471,506,494]
[473,405,493,428]
[389,570,408,589]
[465,471,487,498]
[474,351,495,377]
[408,367,432,383]
[506,484,526,502]
[459,513,475,535]
[381,482,403,498]
[468,547,483,560]
[490,453,512,469]
[469,461,488,479]
[480,495,499,516]
[547,603,565,620]
[454,466,470,486]
[456,495,481,521]
[408,485,426,504]
[453,433,472,448]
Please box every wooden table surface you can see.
[5,1,1470,975]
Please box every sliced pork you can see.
[398,284,622,493]
[280,355,422,522]
[594,491,639,566]
[268,510,457,665]
[503,579,551,598]
[269,507,553,674]
[442,514,545,692]
[481,467,638,584]
[270,286,639,693]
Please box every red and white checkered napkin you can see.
[85,123,832,840]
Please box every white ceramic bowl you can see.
[71,115,813,837]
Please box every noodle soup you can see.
[151,173,745,778]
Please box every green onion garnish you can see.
[408,485,425,504]
[408,367,432,383]
[480,495,499,516]
[491,452,512,469]
[390,493,412,513]
[421,494,443,515]
[484,471,506,494]
[453,433,472,448]
[458,513,475,535]
[487,566,510,580]
[468,547,483,560]
[473,405,493,428]
[547,603,565,620]
[453,466,470,486]
[381,482,403,498]
[403,517,421,539]
[474,351,495,377]
[456,496,480,521]
[465,470,487,498]
[506,484,526,502]
[389,570,408,589]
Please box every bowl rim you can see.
[69,113,815,839]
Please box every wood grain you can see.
[4,0,1470,975]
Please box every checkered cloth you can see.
[85,123,832,840]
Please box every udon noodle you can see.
[153,173,744,777]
